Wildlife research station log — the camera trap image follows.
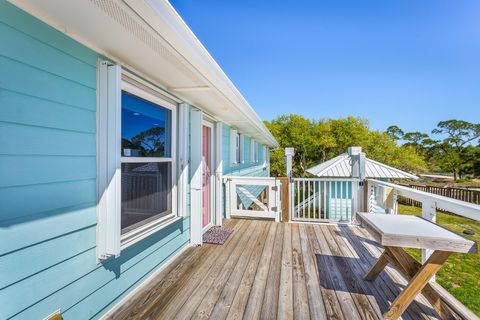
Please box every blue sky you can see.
[170,0,480,133]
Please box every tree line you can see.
[264,115,479,180]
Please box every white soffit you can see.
[10,0,278,147]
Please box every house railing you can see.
[290,178,360,223]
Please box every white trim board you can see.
[190,108,203,245]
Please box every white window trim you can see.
[239,133,245,164]
[96,61,183,262]
[263,145,268,168]
[230,128,239,165]
[251,139,258,163]
[118,81,178,250]
[178,103,189,218]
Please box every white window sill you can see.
[120,214,183,251]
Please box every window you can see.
[230,128,243,164]
[236,132,241,164]
[97,61,178,260]
[120,91,175,235]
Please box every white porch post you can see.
[214,122,223,226]
[190,108,203,245]
[178,103,189,218]
[349,147,366,221]
[421,198,437,263]
[392,190,399,214]
[285,147,294,221]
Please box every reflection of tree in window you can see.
[121,90,171,158]
[122,126,165,157]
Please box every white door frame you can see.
[191,111,223,245]
[190,109,203,245]
[202,119,215,233]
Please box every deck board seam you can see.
[147,219,251,319]
[191,220,264,319]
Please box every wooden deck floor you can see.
[107,219,441,320]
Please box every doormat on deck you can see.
[203,226,234,245]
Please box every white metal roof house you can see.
[302,147,418,218]
[307,147,419,180]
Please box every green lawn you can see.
[398,204,480,316]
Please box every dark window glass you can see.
[121,162,172,234]
[121,91,172,158]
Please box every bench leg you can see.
[364,250,389,281]
[383,250,451,320]
[385,246,456,318]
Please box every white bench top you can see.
[356,212,477,253]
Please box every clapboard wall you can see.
[0,2,190,319]
[222,123,268,177]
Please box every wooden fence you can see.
[399,184,480,207]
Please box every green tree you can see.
[264,115,426,177]
[386,125,404,141]
[265,114,331,177]
[431,120,480,180]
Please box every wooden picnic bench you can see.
[356,212,477,320]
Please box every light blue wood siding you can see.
[0,3,190,319]
[222,123,268,177]
[221,124,270,213]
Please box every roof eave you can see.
[10,0,278,147]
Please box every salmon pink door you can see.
[202,125,212,229]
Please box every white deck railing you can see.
[290,178,359,223]
[367,179,480,222]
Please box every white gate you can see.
[225,176,281,222]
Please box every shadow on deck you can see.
[106,219,440,320]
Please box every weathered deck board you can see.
[162,219,255,320]
[225,222,272,320]
[149,219,250,319]
[260,220,284,319]
[276,222,294,320]
[298,224,327,319]
[242,222,278,320]
[106,220,444,320]
[322,225,383,320]
[192,221,264,319]
[307,224,345,320]
[210,221,270,319]
[314,223,363,320]
[291,224,311,320]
